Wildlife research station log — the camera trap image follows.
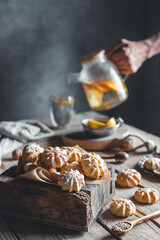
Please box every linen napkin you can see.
[0,120,55,166]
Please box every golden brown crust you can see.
[60,146,83,163]
[57,170,85,192]
[22,143,44,165]
[134,188,159,203]
[17,143,111,193]
[40,146,69,168]
[60,162,84,175]
[81,152,109,179]
[144,155,160,171]
[116,169,141,187]
[110,198,136,217]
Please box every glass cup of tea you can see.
[49,95,75,128]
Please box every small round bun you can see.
[110,198,136,217]
[81,152,108,179]
[22,143,44,165]
[134,188,159,204]
[116,169,141,187]
[40,146,68,168]
[144,155,160,171]
[57,170,85,192]
[60,146,83,163]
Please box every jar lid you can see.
[81,49,105,63]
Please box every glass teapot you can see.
[68,50,128,111]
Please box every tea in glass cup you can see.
[49,95,75,127]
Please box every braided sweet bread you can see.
[110,198,136,217]
[81,152,108,179]
[144,155,160,171]
[134,188,159,204]
[116,169,141,187]
[40,146,69,168]
[22,143,44,165]
[57,169,85,192]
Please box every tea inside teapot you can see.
[68,50,128,111]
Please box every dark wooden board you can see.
[0,165,115,232]
[98,167,160,240]
[5,217,114,240]
[62,125,133,151]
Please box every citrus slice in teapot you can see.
[93,79,119,94]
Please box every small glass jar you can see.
[80,50,128,111]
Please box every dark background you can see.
[0,0,160,135]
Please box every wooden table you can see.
[1,111,160,240]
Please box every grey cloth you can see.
[0,120,55,163]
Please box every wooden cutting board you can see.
[62,125,133,151]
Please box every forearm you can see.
[143,32,160,59]
[106,33,160,74]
